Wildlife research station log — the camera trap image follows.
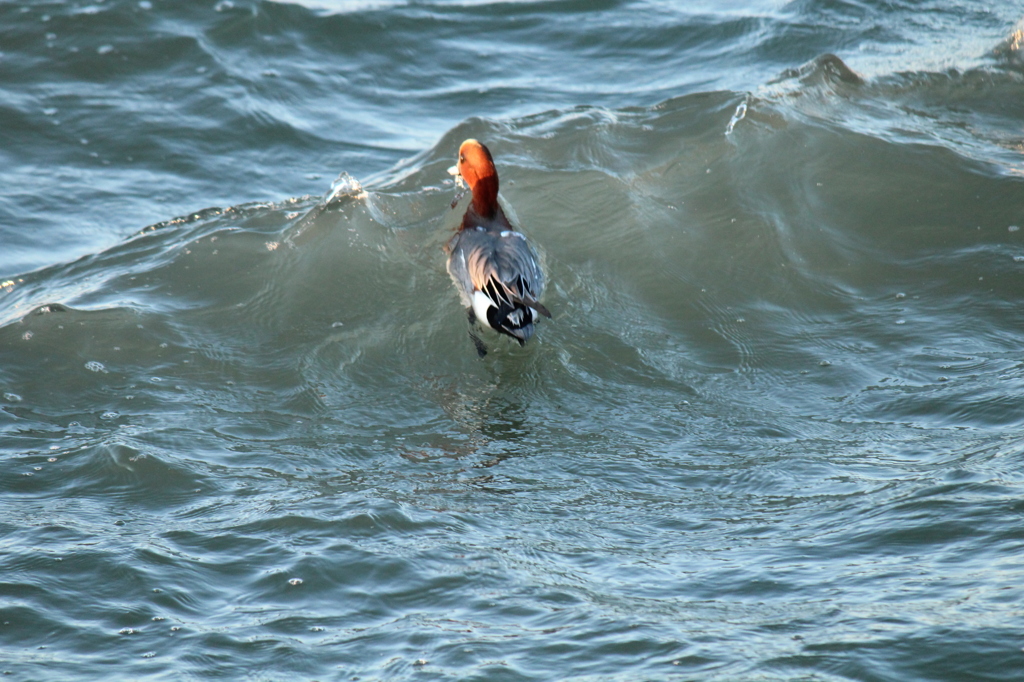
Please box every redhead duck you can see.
[445,139,551,351]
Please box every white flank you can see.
[472,290,495,328]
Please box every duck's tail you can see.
[488,300,535,346]
[473,275,549,346]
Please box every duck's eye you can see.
[459,154,465,163]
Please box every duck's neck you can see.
[470,175,499,219]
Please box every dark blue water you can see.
[3,1,1024,679]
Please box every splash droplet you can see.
[84,361,107,373]
[725,100,747,135]
[325,172,365,204]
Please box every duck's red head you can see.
[457,139,499,218]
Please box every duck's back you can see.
[447,223,545,306]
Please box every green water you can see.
[3,1,1024,679]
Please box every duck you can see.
[445,139,551,352]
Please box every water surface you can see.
[3,1,1024,679]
